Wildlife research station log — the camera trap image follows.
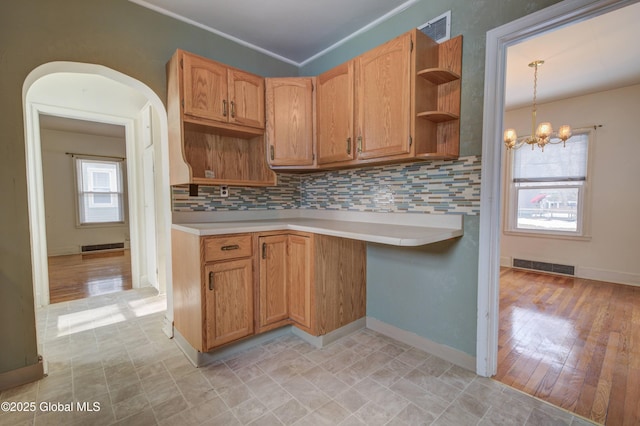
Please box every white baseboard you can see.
[0,358,44,391]
[501,255,639,287]
[366,317,476,373]
[292,317,366,348]
[173,327,292,368]
[47,246,79,256]
[577,266,640,287]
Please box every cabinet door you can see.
[204,258,254,350]
[288,235,312,330]
[316,62,355,165]
[228,69,265,129]
[182,52,228,123]
[266,78,315,166]
[258,235,289,328]
[355,32,412,160]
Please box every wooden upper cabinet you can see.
[266,77,315,167]
[355,32,412,160]
[167,49,276,187]
[181,50,264,130]
[183,53,228,123]
[228,69,265,129]
[316,62,355,165]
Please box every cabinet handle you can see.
[357,136,363,153]
[221,244,239,251]
[270,145,275,161]
[262,242,266,259]
[230,101,236,118]
[346,137,351,155]
[222,100,228,117]
[208,271,214,291]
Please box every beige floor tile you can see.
[19,288,598,426]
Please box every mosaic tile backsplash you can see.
[172,156,481,215]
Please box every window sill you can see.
[76,222,127,229]
[503,229,591,242]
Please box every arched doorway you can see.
[22,62,173,335]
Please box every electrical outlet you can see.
[220,185,229,197]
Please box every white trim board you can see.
[366,317,476,372]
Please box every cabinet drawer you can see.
[204,235,252,262]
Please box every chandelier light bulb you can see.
[504,129,517,148]
[558,124,572,141]
[536,122,552,140]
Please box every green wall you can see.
[302,0,561,357]
[0,0,296,376]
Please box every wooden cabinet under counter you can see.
[172,228,366,355]
[172,230,254,352]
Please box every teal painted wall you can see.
[367,216,480,356]
[0,0,296,376]
[302,0,561,357]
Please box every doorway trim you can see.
[26,102,139,304]
[23,62,173,312]
[476,0,638,377]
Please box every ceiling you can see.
[129,0,417,65]
[505,1,640,109]
[39,115,126,139]
[31,73,148,138]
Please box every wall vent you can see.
[81,242,125,252]
[513,258,575,276]
[418,10,451,42]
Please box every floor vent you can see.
[513,258,575,276]
[81,242,125,253]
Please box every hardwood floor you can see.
[495,267,640,425]
[48,250,132,304]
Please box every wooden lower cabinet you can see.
[204,258,254,349]
[256,232,365,337]
[288,234,313,330]
[172,230,254,352]
[172,229,366,354]
[258,235,290,329]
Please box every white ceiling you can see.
[39,115,126,139]
[505,1,640,109]
[129,0,417,65]
[31,73,148,138]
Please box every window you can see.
[505,131,591,237]
[75,158,125,225]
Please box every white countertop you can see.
[172,211,463,247]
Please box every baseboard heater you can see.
[512,258,575,276]
[81,242,125,253]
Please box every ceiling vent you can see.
[418,10,451,43]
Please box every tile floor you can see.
[0,288,598,425]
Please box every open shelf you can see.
[416,111,459,123]
[417,68,461,85]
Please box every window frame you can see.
[73,156,127,227]
[503,129,594,240]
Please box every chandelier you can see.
[504,60,572,151]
